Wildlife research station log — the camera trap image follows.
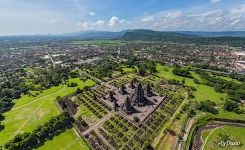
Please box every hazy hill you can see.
[122,29,197,40]
[176,31,245,37]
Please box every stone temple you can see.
[105,80,164,122]
[131,83,146,107]
[122,83,147,114]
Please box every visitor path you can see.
[82,112,114,136]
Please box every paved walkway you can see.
[82,112,113,135]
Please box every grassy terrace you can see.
[0,78,95,148]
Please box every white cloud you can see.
[133,4,245,31]
[142,15,154,22]
[211,0,222,3]
[89,11,96,16]
[119,19,126,24]
[108,16,126,27]
[77,20,105,30]
[108,16,119,27]
[95,20,105,26]
[231,20,241,25]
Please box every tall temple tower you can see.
[132,83,146,107]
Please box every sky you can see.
[0,0,244,35]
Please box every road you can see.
[178,118,194,150]
[46,50,56,66]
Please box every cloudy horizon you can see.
[0,0,244,35]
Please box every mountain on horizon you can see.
[1,30,245,40]
[176,31,245,37]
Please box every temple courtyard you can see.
[104,80,165,122]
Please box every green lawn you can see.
[203,125,245,150]
[38,128,90,150]
[156,64,226,104]
[76,105,94,117]
[217,110,245,121]
[122,67,135,73]
[0,78,95,146]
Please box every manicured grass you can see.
[156,64,226,104]
[0,79,95,146]
[201,129,211,142]
[75,104,94,118]
[122,67,135,73]
[203,125,245,150]
[217,110,245,121]
[38,128,90,150]
[68,78,95,89]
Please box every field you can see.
[38,128,90,150]
[156,64,226,104]
[202,125,245,150]
[0,78,95,147]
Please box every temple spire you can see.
[132,83,146,107]
[123,97,133,114]
[146,83,153,97]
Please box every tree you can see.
[224,101,239,112]
[181,79,186,85]
[196,100,218,114]
[193,78,200,84]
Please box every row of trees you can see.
[172,66,193,78]
[4,112,73,150]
